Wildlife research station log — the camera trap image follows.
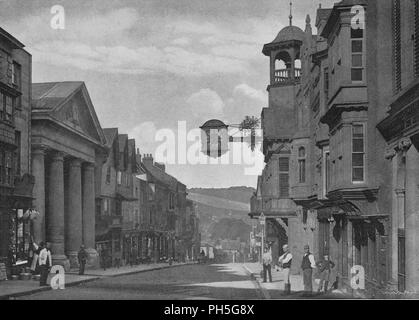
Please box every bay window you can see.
[351,27,364,82]
[352,124,365,183]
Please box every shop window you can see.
[322,147,330,198]
[352,124,365,183]
[298,147,306,183]
[351,27,364,82]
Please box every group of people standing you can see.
[262,244,335,296]
[29,238,89,286]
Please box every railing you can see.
[274,68,301,84]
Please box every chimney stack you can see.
[142,153,154,167]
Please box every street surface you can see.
[18,264,261,300]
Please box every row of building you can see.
[250,0,419,295]
[0,27,200,276]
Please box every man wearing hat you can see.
[301,244,316,296]
[278,244,292,295]
[316,249,335,293]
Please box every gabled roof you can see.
[0,27,25,49]
[118,134,128,153]
[32,82,85,110]
[31,81,107,147]
[103,128,118,148]
[142,160,178,191]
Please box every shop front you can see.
[0,174,35,278]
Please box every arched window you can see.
[298,147,306,183]
[274,51,292,83]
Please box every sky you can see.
[1,0,336,188]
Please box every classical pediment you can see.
[53,91,101,143]
[32,82,106,146]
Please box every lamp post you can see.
[259,212,265,264]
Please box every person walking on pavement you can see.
[39,242,52,287]
[262,247,272,283]
[316,251,335,293]
[278,244,292,295]
[78,245,88,275]
[301,244,316,296]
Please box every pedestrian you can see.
[29,236,41,274]
[39,242,52,287]
[278,244,292,295]
[301,244,316,296]
[101,247,109,271]
[78,245,88,275]
[316,251,335,293]
[262,247,272,283]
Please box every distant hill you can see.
[209,218,252,243]
[187,186,256,243]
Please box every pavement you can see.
[0,262,192,300]
[243,263,353,299]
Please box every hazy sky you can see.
[1,0,335,188]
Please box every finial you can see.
[289,1,293,26]
[306,14,311,25]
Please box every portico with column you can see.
[31,82,107,271]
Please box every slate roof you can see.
[103,128,118,148]
[32,82,84,110]
[142,160,178,191]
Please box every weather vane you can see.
[289,1,293,26]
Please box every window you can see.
[352,124,365,183]
[298,147,306,183]
[278,157,289,198]
[392,0,402,92]
[103,198,110,215]
[0,149,4,184]
[117,171,122,185]
[323,148,330,197]
[0,92,14,123]
[106,166,111,184]
[324,67,329,103]
[351,27,364,82]
[14,131,21,179]
[12,62,22,109]
[5,151,13,185]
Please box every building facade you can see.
[0,28,33,277]
[31,81,107,270]
[251,0,419,295]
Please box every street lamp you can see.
[199,116,261,158]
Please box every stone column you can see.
[405,145,419,292]
[48,151,70,270]
[66,159,83,268]
[32,146,46,243]
[82,163,99,268]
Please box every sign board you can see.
[0,263,7,281]
[259,213,266,225]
